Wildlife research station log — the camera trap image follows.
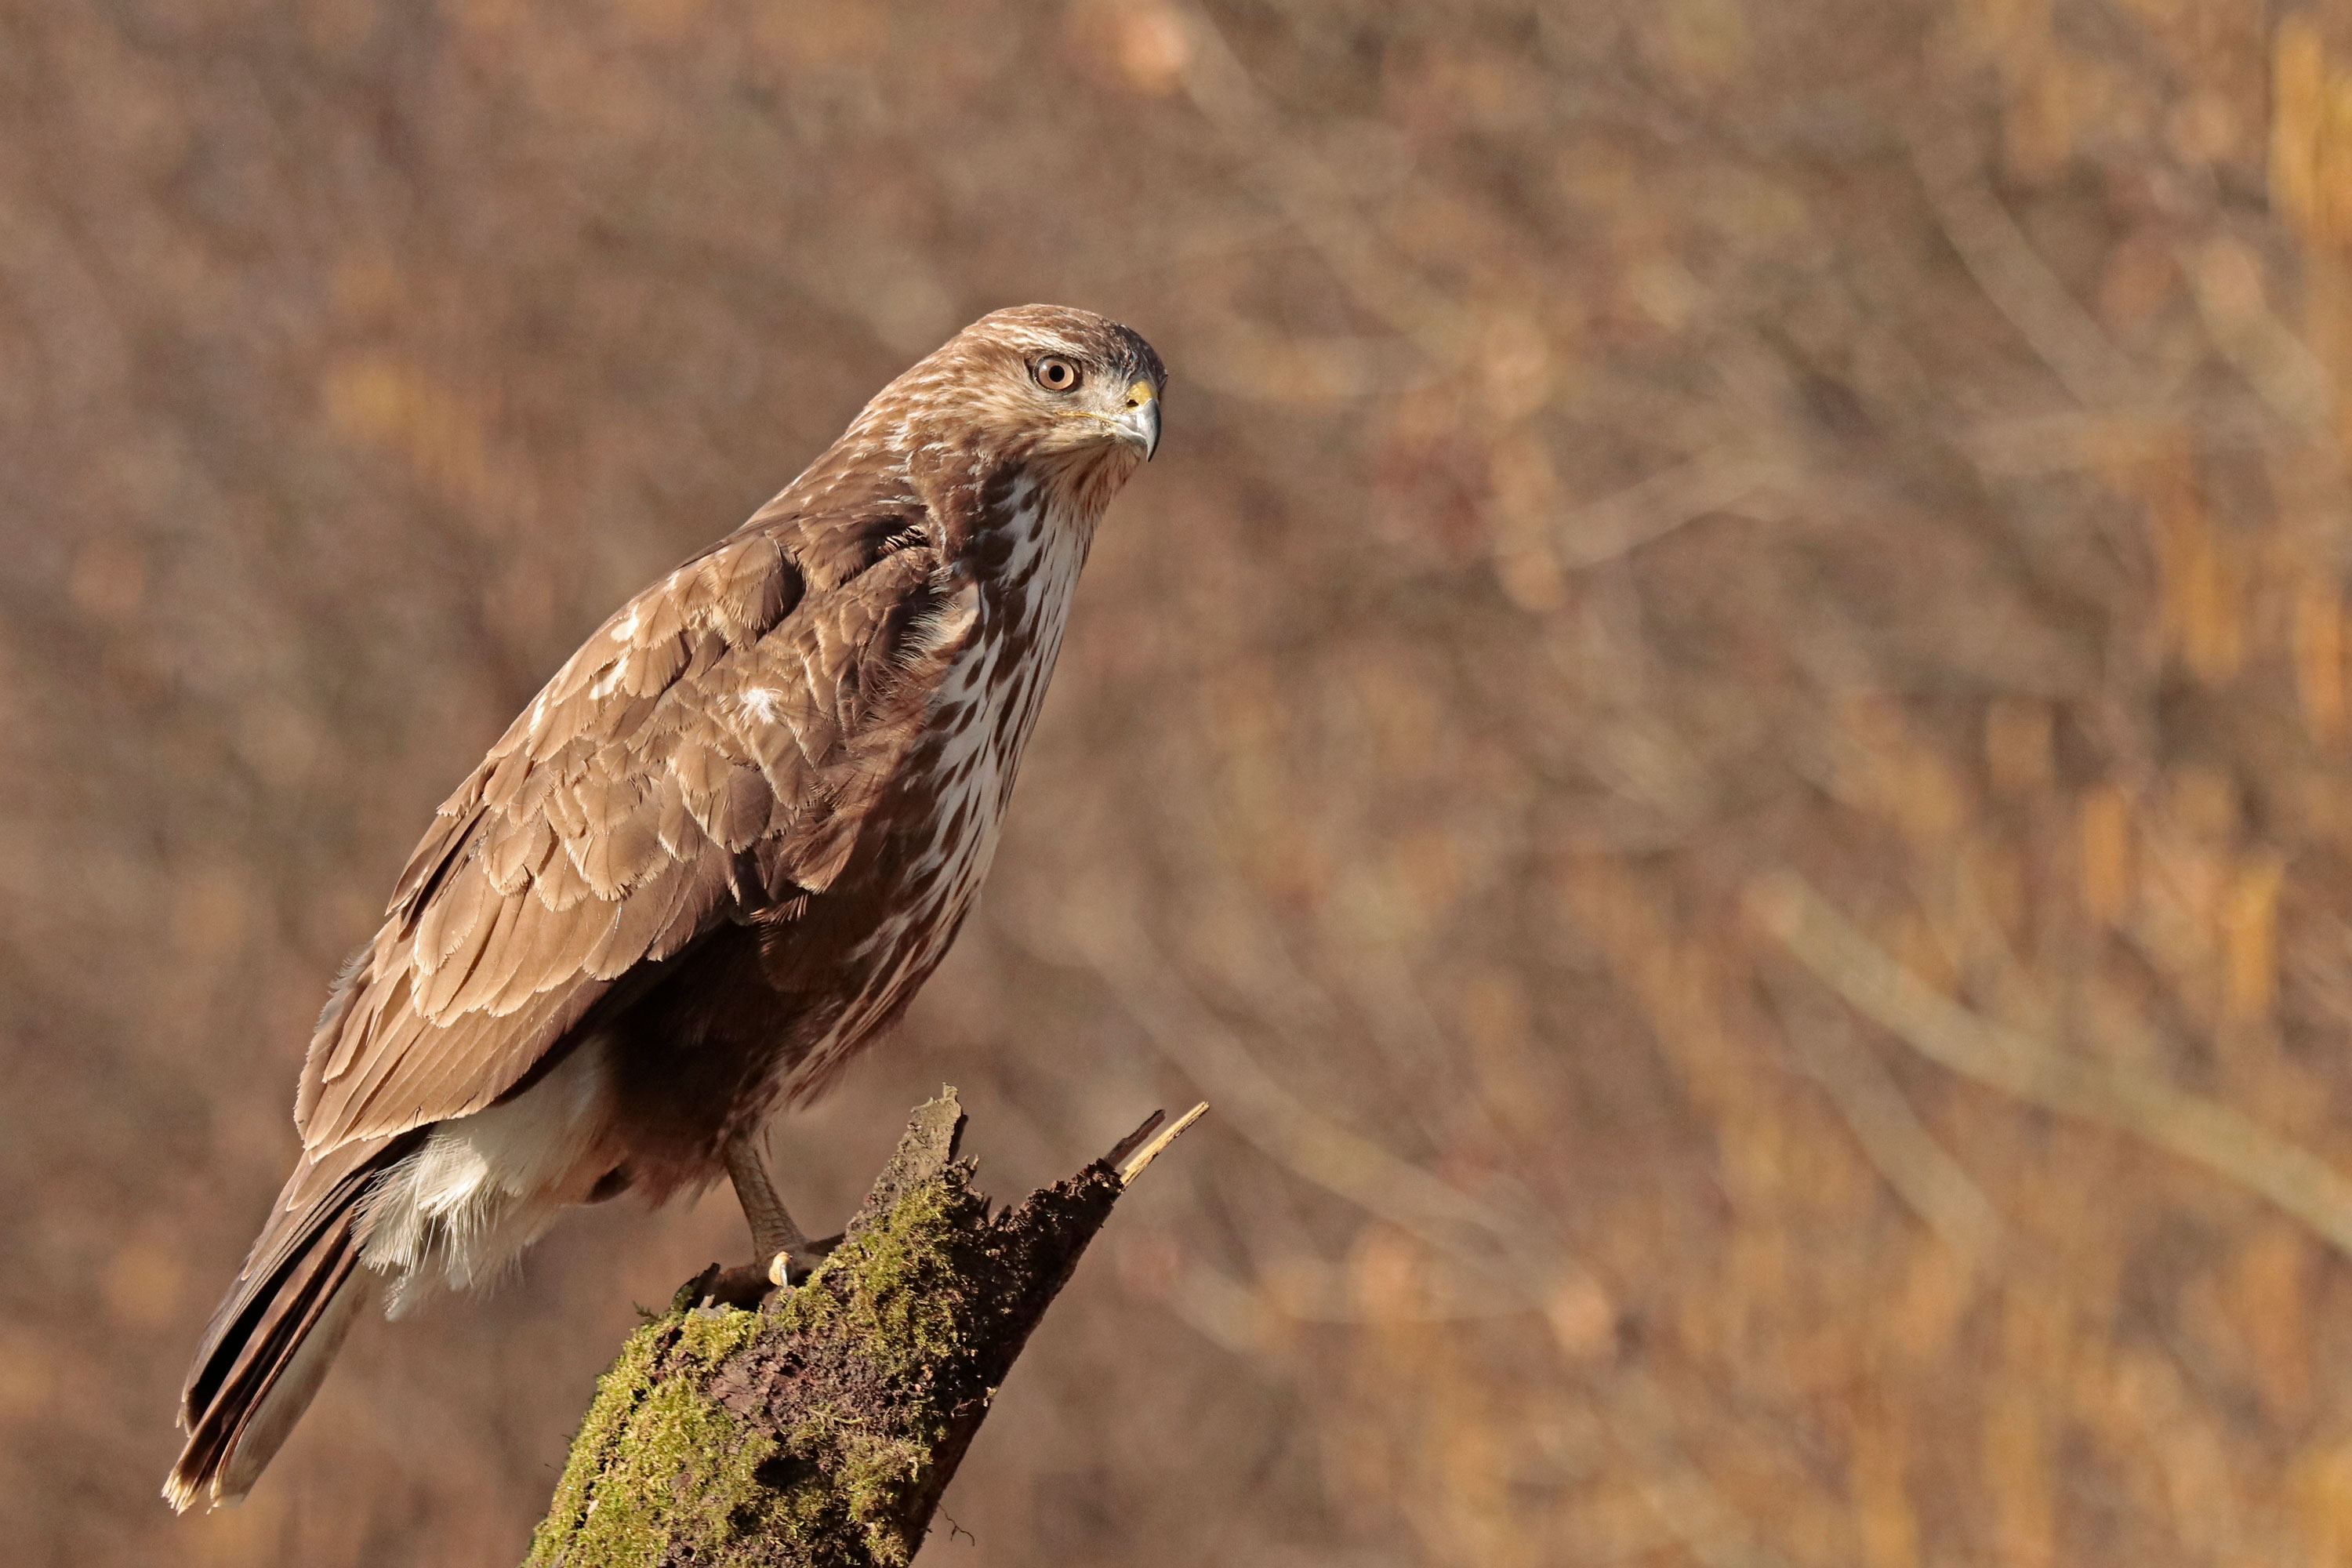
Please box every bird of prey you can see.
[165,304,1166,1511]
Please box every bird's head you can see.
[864,304,1167,524]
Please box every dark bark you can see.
[524,1089,1201,1568]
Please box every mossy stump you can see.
[525,1089,1200,1568]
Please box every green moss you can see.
[524,1305,779,1568]
[753,1168,984,1563]
[774,1173,978,1381]
[677,1300,768,1363]
[524,1165,988,1567]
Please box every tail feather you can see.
[166,1135,417,1512]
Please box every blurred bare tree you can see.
[9,0,2352,1563]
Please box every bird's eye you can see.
[1033,356,1081,393]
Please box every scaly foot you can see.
[685,1231,842,1308]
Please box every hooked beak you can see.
[1113,380,1161,461]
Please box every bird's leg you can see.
[721,1134,837,1288]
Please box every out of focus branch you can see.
[1555,451,1794,570]
[524,1091,1203,1568]
[1911,130,2143,408]
[2182,234,2338,429]
[1087,935,1546,1276]
[1762,971,2005,1264]
[1954,398,2281,477]
[1164,0,1479,362]
[1749,870,2352,1258]
[1063,922,1793,1568]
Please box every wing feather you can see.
[481,814,554,895]
[413,865,493,974]
[292,505,964,1156]
[584,861,693,979]
[705,764,769,852]
[533,846,595,913]
[444,889,540,1018]
[415,885,515,1018]
[654,773,710,861]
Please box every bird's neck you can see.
[973,472,1091,640]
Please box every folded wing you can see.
[294,515,962,1155]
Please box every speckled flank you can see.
[787,478,1091,1098]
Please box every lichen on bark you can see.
[524,1089,1184,1568]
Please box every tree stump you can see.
[524,1088,1203,1567]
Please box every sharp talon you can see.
[768,1232,842,1289]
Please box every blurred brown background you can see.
[9,0,2352,1563]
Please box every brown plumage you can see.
[167,304,1166,1511]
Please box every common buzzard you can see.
[166,304,1166,1510]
